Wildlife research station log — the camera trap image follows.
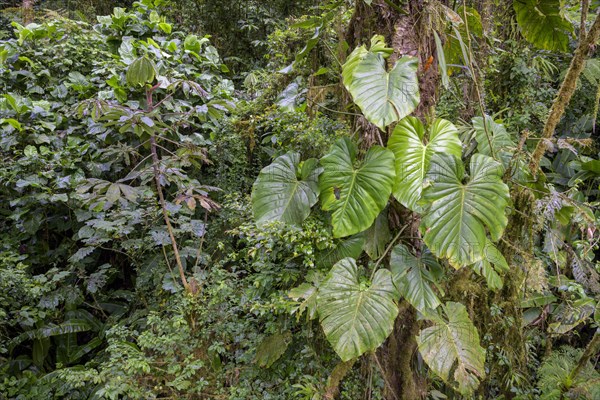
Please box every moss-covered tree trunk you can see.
[346,1,440,398]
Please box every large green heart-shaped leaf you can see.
[514,0,573,52]
[421,154,510,268]
[388,117,462,211]
[320,138,395,238]
[316,234,365,269]
[417,302,486,395]
[252,152,321,225]
[318,258,398,361]
[390,244,441,312]
[342,36,419,130]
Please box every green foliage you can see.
[387,117,462,211]
[251,152,321,225]
[390,244,441,313]
[317,258,398,361]
[416,302,486,395]
[319,137,395,238]
[421,154,510,268]
[514,0,574,52]
[342,35,419,130]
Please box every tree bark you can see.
[22,0,34,24]
[529,10,600,175]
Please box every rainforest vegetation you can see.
[1,0,600,399]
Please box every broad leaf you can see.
[342,36,419,130]
[254,332,292,368]
[318,258,398,361]
[320,138,395,237]
[126,56,156,87]
[252,153,321,225]
[388,117,461,211]
[514,0,573,52]
[472,115,514,157]
[417,302,486,395]
[390,244,441,312]
[317,235,365,268]
[363,211,391,259]
[421,154,510,268]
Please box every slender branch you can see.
[529,10,600,175]
[462,3,495,159]
[146,87,190,293]
[370,224,408,281]
[580,0,590,42]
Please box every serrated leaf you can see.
[388,117,461,211]
[318,258,398,361]
[390,244,441,312]
[252,152,321,225]
[421,154,510,268]
[417,302,486,395]
[514,0,573,52]
[342,36,419,130]
[320,138,395,237]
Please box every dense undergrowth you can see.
[0,0,599,399]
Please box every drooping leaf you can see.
[320,138,395,237]
[318,258,398,361]
[472,241,509,291]
[254,332,292,368]
[472,115,514,156]
[289,283,318,320]
[417,302,486,395]
[363,211,391,259]
[514,0,573,52]
[342,36,419,130]
[126,56,156,87]
[390,244,441,312]
[421,154,510,268]
[252,153,321,225]
[388,117,462,211]
[317,234,365,268]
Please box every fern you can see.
[538,346,600,400]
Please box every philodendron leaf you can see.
[390,244,441,312]
[342,35,419,130]
[363,210,391,259]
[126,56,156,87]
[317,258,398,361]
[417,302,486,395]
[514,0,573,52]
[316,235,365,269]
[472,115,514,157]
[421,154,510,268]
[252,152,321,225]
[320,137,395,238]
[472,240,509,290]
[388,117,462,211]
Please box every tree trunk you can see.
[346,1,440,398]
[22,0,34,24]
